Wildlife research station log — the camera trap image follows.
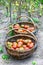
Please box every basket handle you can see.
[6,29,37,42]
[27,31,38,41]
[17,16,35,25]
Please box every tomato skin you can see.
[11,46,15,50]
[27,43,30,46]
[29,43,34,49]
[12,45,17,49]
[21,25,24,27]
[13,42,17,46]
[16,48,19,51]
[24,25,29,29]
[17,39,24,43]
[13,24,20,30]
[23,45,27,48]
[27,27,34,32]
[12,42,18,49]
[18,42,23,47]
[19,47,24,51]
[19,29,26,33]
[24,47,29,50]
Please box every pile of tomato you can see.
[13,24,35,32]
[7,39,34,52]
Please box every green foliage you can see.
[34,0,40,8]
[25,0,30,3]
[40,0,43,4]
[5,12,10,17]
[0,46,3,53]
[2,54,10,60]
[13,13,17,20]
[0,0,43,18]
[0,0,9,7]
[32,18,39,23]
[8,30,15,37]
[32,61,37,65]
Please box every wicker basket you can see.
[5,34,37,59]
[12,16,38,35]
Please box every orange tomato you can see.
[17,39,24,42]
[23,45,27,48]
[27,27,34,32]
[12,42,18,49]
[18,41,23,47]
[29,43,34,49]
[22,29,26,32]
[13,24,20,29]
[27,43,30,46]
[24,46,29,50]
[24,25,29,29]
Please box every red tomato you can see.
[12,45,17,49]
[27,43,30,46]
[13,24,20,29]
[24,46,29,50]
[24,25,29,29]
[13,42,17,46]
[22,29,26,32]
[16,48,19,51]
[12,42,18,49]
[23,45,26,48]
[30,27,34,30]
[27,27,34,32]
[18,41,23,47]
[29,43,34,49]
[11,46,14,50]
[17,39,24,42]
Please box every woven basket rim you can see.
[13,21,38,33]
[5,34,37,53]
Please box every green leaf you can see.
[32,18,39,23]
[32,61,37,65]
[13,14,17,20]
[0,46,3,53]
[40,0,43,4]
[26,0,30,3]
[2,54,10,60]
[8,30,15,36]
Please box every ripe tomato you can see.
[22,29,26,32]
[12,45,17,49]
[12,42,18,49]
[13,24,20,29]
[24,25,29,29]
[11,46,15,50]
[24,39,31,44]
[27,27,34,32]
[23,45,26,48]
[16,48,19,51]
[17,39,24,42]
[18,41,23,47]
[24,46,29,50]
[29,43,34,49]
[28,39,32,43]
[13,42,17,46]
[27,43,30,46]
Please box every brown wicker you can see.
[16,16,38,34]
[6,16,38,35]
[7,29,37,41]
[17,16,35,24]
[5,34,37,59]
[13,22,38,34]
